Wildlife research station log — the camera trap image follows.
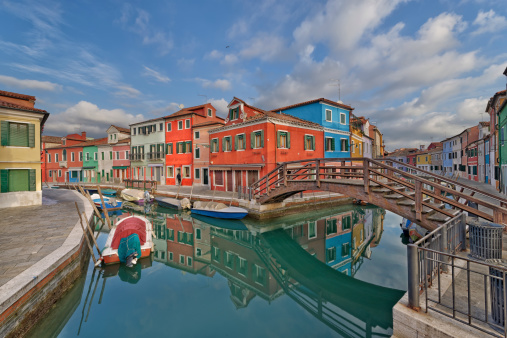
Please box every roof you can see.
[163,103,214,119]
[111,125,130,134]
[479,121,490,127]
[386,148,419,157]
[0,90,35,101]
[486,90,506,112]
[271,97,353,112]
[129,116,165,126]
[42,135,62,144]
[75,137,108,147]
[0,99,47,114]
[246,109,322,128]
[193,120,225,128]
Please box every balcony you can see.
[147,152,165,161]
[129,154,145,161]
[59,161,67,168]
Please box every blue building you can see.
[272,98,353,158]
[485,137,490,183]
[442,138,453,175]
[324,213,353,275]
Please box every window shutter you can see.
[311,136,315,150]
[29,169,36,191]
[166,143,169,154]
[0,169,8,192]
[182,142,186,154]
[251,132,255,149]
[222,138,226,151]
[287,132,291,149]
[1,121,9,146]
[260,130,264,148]
[176,142,180,154]
[9,123,28,146]
[235,135,238,150]
[277,131,280,148]
[28,123,35,148]
[304,136,307,150]
[345,140,349,151]
[331,138,335,151]
[186,141,191,153]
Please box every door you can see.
[227,170,233,192]
[247,170,259,186]
[235,171,242,192]
[203,168,209,185]
[155,167,161,183]
[176,168,181,185]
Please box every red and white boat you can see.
[101,215,154,265]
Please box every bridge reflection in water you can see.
[28,204,406,338]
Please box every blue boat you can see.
[93,198,122,210]
[102,189,117,197]
[190,201,248,220]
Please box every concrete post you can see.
[407,244,420,310]
[460,212,467,251]
[441,224,448,273]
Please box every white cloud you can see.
[209,98,229,117]
[198,78,231,91]
[472,9,507,36]
[44,101,145,137]
[240,34,288,61]
[177,58,195,71]
[114,85,141,98]
[0,75,61,91]
[142,66,170,83]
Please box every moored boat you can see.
[191,213,248,230]
[101,189,117,197]
[400,218,428,243]
[191,201,248,220]
[155,196,182,210]
[120,189,152,205]
[101,215,154,265]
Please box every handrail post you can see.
[415,180,422,221]
[316,160,321,188]
[283,163,287,187]
[407,244,420,310]
[459,212,467,251]
[363,159,370,195]
[441,224,448,273]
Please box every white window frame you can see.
[196,248,202,257]
[325,137,333,152]
[178,120,183,130]
[94,152,98,161]
[48,153,51,163]
[116,151,120,160]
[325,109,332,122]
[194,168,200,179]
[49,170,52,177]
[71,152,75,162]
[308,221,317,239]
[55,153,59,162]
[167,122,172,132]
[207,108,212,117]
[182,165,191,178]
[187,256,192,266]
[79,152,83,161]
[179,255,185,264]
[58,169,62,177]
[252,129,263,149]
[195,147,200,159]
[194,131,200,139]
[185,119,190,129]
[223,136,232,152]
[340,112,346,125]
[211,137,219,153]
[304,134,315,151]
[166,166,174,178]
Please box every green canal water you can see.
[27,202,408,338]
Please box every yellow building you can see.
[0,90,49,208]
[350,118,363,158]
[416,149,431,172]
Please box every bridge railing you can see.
[250,157,507,225]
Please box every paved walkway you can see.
[0,189,87,287]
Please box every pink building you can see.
[192,120,225,187]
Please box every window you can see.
[304,135,315,151]
[85,152,90,161]
[340,113,346,124]
[48,153,51,163]
[186,141,192,153]
[71,152,75,162]
[196,248,202,257]
[277,131,290,149]
[176,142,186,154]
[167,122,172,132]
[178,121,183,130]
[342,216,351,230]
[196,228,202,240]
[341,139,349,152]
[308,221,316,238]
[223,136,232,151]
[185,119,190,129]
[238,257,247,276]
[251,130,264,149]
[207,108,212,117]
[166,143,173,155]
[101,152,104,160]
[167,166,174,178]
[116,151,120,159]
[79,152,83,161]
[0,169,36,193]
[94,152,98,161]
[235,133,246,150]
[325,137,335,151]
[210,138,219,153]
[194,131,200,139]
[325,109,332,122]
[62,150,67,161]
[195,147,200,159]
[132,128,136,135]
[342,242,350,257]
[326,247,336,263]
[109,151,113,160]
[326,218,337,234]
[1,121,35,147]
[229,107,239,120]
[160,123,163,131]
[183,166,191,178]
[179,255,185,264]
[194,168,200,179]
[58,169,62,177]
[212,247,221,262]
[253,264,267,285]
[125,150,129,159]
[187,256,192,266]
[55,153,59,162]
[48,170,52,178]
[169,252,173,261]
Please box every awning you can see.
[148,164,163,167]
[113,166,129,169]
[68,167,83,170]
[82,166,96,169]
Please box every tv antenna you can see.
[329,79,341,102]
[198,94,208,103]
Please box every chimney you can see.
[81,132,87,139]
[420,145,425,150]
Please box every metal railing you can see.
[407,213,507,336]
[146,151,165,160]
[129,154,145,161]
[123,179,157,190]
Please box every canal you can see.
[27,202,407,338]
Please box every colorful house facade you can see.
[0,90,49,207]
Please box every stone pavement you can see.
[0,188,88,287]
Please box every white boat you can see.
[101,215,154,265]
[120,189,152,205]
[191,201,248,219]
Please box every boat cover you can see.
[111,217,147,249]
[117,234,141,264]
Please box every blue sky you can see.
[1,0,506,150]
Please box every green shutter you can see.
[0,169,8,192]
[29,169,36,191]
[304,136,307,150]
[345,140,349,151]
[287,132,291,149]
[331,138,335,151]
[251,132,255,149]
[166,143,169,154]
[222,137,226,151]
[28,123,35,148]
[9,169,29,191]
[235,135,238,150]
[311,136,315,150]
[260,130,264,148]
[277,131,280,148]
[110,151,112,159]
[9,123,28,146]
[1,121,9,146]
[176,142,180,154]
[186,141,191,153]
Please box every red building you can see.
[43,132,88,183]
[163,103,224,186]
[208,98,324,192]
[466,126,479,181]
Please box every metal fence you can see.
[407,212,507,336]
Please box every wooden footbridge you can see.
[250,158,507,231]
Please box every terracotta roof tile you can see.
[111,125,130,134]
[42,135,62,144]
[193,120,225,128]
[0,99,47,114]
[0,90,35,101]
